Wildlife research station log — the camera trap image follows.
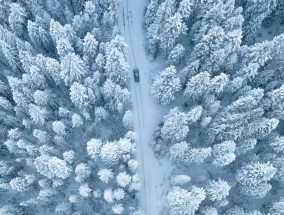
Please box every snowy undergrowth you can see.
[146,0,284,214]
[0,0,143,214]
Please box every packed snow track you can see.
[118,0,172,214]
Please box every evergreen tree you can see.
[236,162,276,197]
[28,104,48,126]
[169,141,189,163]
[178,0,193,19]
[225,206,246,215]
[33,90,49,106]
[102,79,131,112]
[207,88,270,142]
[122,110,134,129]
[170,175,191,186]
[34,155,71,179]
[245,117,279,140]
[264,84,284,119]
[151,66,181,105]
[112,203,124,214]
[236,138,257,155]
[70,82,89,109]
[187,105,203,124]
[56,38,74,57]
[0,205,24,215]
[170,141,212,165]
[71,113,83,128]
[270,197,284,215]
[0,41,20,71]
[210,73,229,95]
[167,186,206,215]
[27,20,41,48]
[60,53,88,86]
[167,43,185,65]
[8,3,27,37]
[52,121,67,136]
[87,138,102,160]
[79,183,92,198]
[75,163,91,182]
[200,206,218,215]
[146,0,176,56]
[185,147,212,164]
[116,171,131,188]
[45,57,61,85]
[98,168,114,183]
[194,26,226,73]
[205,179,231,202]
[242,0,277,43]
[83,32,98,59]
[9,175,35,192]
[104,188,114,203]
[144,0,159,28]
[0,0,11,25]
[100,141,121,166]
[212,141,236,167]
[159,12,187,55]
[63,150,75,164]
[161,108,189,142]
[183,71,211,102]
[45,0,63,22]
[105,43,129,86]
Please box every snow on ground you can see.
[255,21,282,43]
[118,0,173,214]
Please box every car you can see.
[133,68,140,82]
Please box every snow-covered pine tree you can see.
[205,179,231,202]
[159,12,187,56]
[235,161,276,197]
[161,108,189,142]
[60,53,88,86]
[167,186,206,215]
[151,66,181,105]
[8,3,27,37]
[242,0,277,43]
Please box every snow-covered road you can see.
[118,1,172,214]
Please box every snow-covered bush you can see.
[170,175,191,186]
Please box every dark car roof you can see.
[133,68,139,71]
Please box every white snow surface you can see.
[118,1,173,214]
